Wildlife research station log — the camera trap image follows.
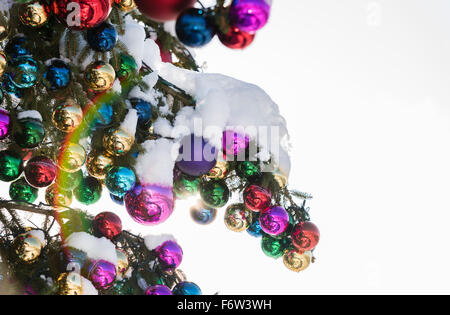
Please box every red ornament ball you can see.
[50,0,112,30]
[243,185,271,212]
[135,0,196,21]
[292,221,320,251]
[92,212,122,239]
[24,156,57,188]
[218,27,255,50]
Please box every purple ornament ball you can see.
[222,130,249,157]
[259,206,289,236]
[83,259,117,290]
[229,0,271,32]
[156,240,183,269]
[125,184,174,226]
[176,134,217,177]
[0,109,10,139]
[145,284,173,295]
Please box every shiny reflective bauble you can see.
[58,143,86,173]
[218,27,255,49]
[261,235,287,259]
[50,0,112,30]
[111,54,137,81]
[145,284,172,295]
[259,206,289,236]
[82,259,116,290]
[115,0,137,12]
[0,51,7,77]
[174,174,200,199]
[13,118,45,149]
[243,184,271,212]
[57,169,83,191]
[57,272,83,295]
[190,200,217,225]
[84,61,116,92]
[5,35,29,58]
[116,249,129,278]
[204,161,229,180]
[12,231,43,263]
[45,184,73,208]
[86,151,113,179]
[0,150,23,182]
[19,2,49,27]
[43,59,71,90]
[1,74,24,98]
[9,178,38,203]
[236,161,261,182]
[224,203,253,232]
[176,134,217,177]
[52,99,83,132]
[247,216,263,237]
[129,98,152,127]
[110,193,124,205]
[222,130,250,157]
[92,211,122,239]
[62,247,87,273]
[283,249,312,273]
[134,0,196,21]
[156,240,183,269]
[124,184,174,226]
[291,221,320,252]
[200,180,230,208]
[103,128,134,156]
[172,281,202,295]
[24,156,57,188]
[7,56,39,89]
[105,166,136,197]
[91,101,113,129]
[272,167,288,189]
[73,176,103,205]
[87,23,118,52]
[175,8,215,48]
[229,0,271,32]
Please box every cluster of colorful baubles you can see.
[135,0,272,49]
[10,217,201,295]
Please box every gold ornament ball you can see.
[45,184,72,209]
[19,2,48,27]
[103,128,134,156]
[205,161,229,179]
[84,61,116,93]
[57,272,83,295]
[115,0,136,12]
[224,203,253,232]
[273,168,288,189]
[0,51,6,77]
[116,249,129,278]
[283,249,312,273]
[86,151,113,179]
[52,99,84,133]
[12,231,44,264]
[58,143,86,173]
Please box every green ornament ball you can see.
[56,170,83,191]
[200,180,230,208]
[13,118,45,149]
[9,178,38,203]
[236,161,261,182]
[73,176,102,205]
[174,174,200,199]
[111,54,137,81]
[261,235,289,259]
[0,150,23,182]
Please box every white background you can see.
[10,0,450,294]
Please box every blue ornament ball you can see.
[7,56,39,89]
[105,166,136,197]
[190,201,217,225]
[110,193,124,205]
[91,102,113,129]
[247,216,263,237]
[176,134,217,177]
[129,98,152,127]
[1,75,23,98]
[43,59,71,90]
[175,8,215,48]
[87,23,118,52]
[172,281,202,295]
[5,35,30,58]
